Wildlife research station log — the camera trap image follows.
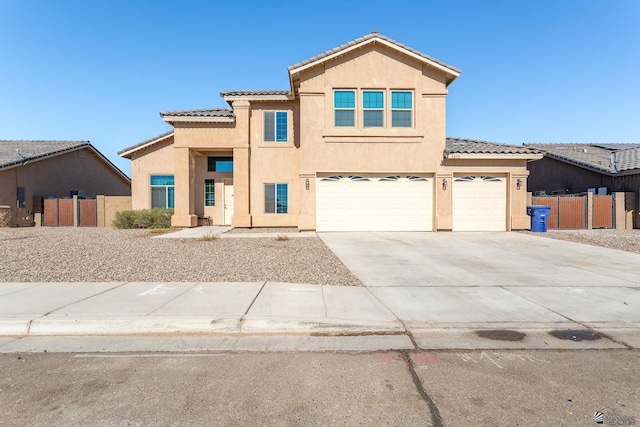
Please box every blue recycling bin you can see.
[526,205,551,232]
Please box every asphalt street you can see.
[0,350,637,426]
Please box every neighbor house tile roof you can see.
[524,143,640,174]
[0,140,89,169]
[288,31,461,75]
[446,137,541,155]
[159,108,234,118]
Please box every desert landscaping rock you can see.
[0,228,362,286]
[520,229,640,254]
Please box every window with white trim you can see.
[391,91,413,127]
[150,175,174,209]
[363,91,384,127]
[334,90,355,127]
[264,183,288,214]
[264,111,288,142]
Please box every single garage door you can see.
[316,174,433,232]
[453,175,507,231]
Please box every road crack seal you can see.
[400,350,444,427]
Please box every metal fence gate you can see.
[531,195,614,230]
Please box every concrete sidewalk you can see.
[1,279,638,352]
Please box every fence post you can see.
[614,192,626,230]
[72,195,79,227]
[96,195,106,227]
[586,192,593,230]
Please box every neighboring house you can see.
[0,140,131,226]
[524,143,640,195]
[119,32,541,232]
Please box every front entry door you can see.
[224,184,234,225]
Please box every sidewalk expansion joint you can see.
[42,281,132,317]
[238,281,267,331]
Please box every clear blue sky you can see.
[1,0,638,177]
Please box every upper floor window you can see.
[334,90,355,127]
[391,91,412,127]
[363,91,384,127]
[264,111,288,142]
[207,156,233,172]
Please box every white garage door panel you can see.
[316,176,433,232]
[453,176,507,231]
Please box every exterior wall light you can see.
[516,178,522,190]
[442,178,448,190]
[305,178,310,190]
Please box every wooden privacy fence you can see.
[531,194,614,230]
[43,197,97,227]
[40,195,131,227]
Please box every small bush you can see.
[0,208,12,227]
[113,208,173,229]
[198,233,218,242]
[275,234,289,241]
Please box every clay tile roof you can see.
[524,143,640,174]
[446,137,541,155]
[220,90,291,97]
[615,146,640,172]
[0,140,89,169]
[288,32,461,75]
[159,108,234,118]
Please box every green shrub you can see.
[112,208,173,229]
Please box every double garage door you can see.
[316,174,507,232]
[316,175,433,232]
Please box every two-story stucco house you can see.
[119,32,541,232]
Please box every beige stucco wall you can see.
[129,136,175,210]
[97,195,132,227]
[126,41,534,231]
[0,147,130,227]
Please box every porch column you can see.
[231,146,252,227]
[171,147,198,227]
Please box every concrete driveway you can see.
[319,231,640,349]
[318,231,640,288]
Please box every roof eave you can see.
[446,153,544,160]
[161,116,235,124]
[221,94,294,103]
[542,153,616,175]
[118,132,174,159]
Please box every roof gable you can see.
[288,31,461,89]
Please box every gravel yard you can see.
[520,228,640,254]
[0,228,362,286]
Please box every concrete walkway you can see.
[0,230,638,352]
